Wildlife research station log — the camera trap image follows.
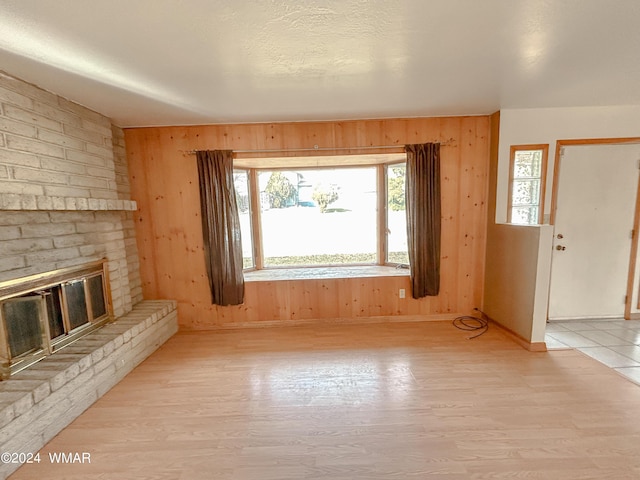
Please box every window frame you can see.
[507,144,549,225]
[235,155,408,271]
[383,161,409,266]
[232,168,257,270]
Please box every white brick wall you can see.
[0,72,116,200]
[111,126,143,305]
[111,126,131,199]
[0,72,144,315]
[0,211,136,316]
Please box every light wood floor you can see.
[10,321,640,479]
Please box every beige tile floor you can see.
[545,318,640,384]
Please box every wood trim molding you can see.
[377,164,387,264]
[248,169,263,269]
[489,319,548,352]
[549,142,562,226]
[627,169,640,316]
[192,313,463,330]
[554,137,640,147]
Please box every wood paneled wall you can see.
[124,117,490,330]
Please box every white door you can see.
[548,144,640,320]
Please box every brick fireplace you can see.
[0,72,178,478]
[0,260,113,379]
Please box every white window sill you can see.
[244,265,410,282]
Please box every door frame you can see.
[549,137,640,320]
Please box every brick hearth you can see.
[0,300,177,480]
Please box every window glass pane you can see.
[386,164,409,264]
[233,170,254,269]
[512,179,540,206]
[511,206,539,225]
[513,150,542,178]
[259,168,377,266]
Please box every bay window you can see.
[234,154,408,270]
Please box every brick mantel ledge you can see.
[0,193,137,211]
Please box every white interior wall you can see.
[497,105,640,224]
[495,105,640,342]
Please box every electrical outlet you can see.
[399,288,405,299]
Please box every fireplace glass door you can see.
[87,274,107,319]
[1,296,44,359]
[45,287,65,340]
[63,280,89,331]
[0,260,112,379]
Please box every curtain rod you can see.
[182,139,455,156]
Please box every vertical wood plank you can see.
[124,116,490,329]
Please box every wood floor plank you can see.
[9,321,640,479]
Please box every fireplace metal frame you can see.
[0,260,113,379]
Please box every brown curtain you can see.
[405,143,441,298]
[196,150,244,305]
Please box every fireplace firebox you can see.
[0,260,112,379]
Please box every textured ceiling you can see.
[0,0,639,127]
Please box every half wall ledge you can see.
[0,299,177,480]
